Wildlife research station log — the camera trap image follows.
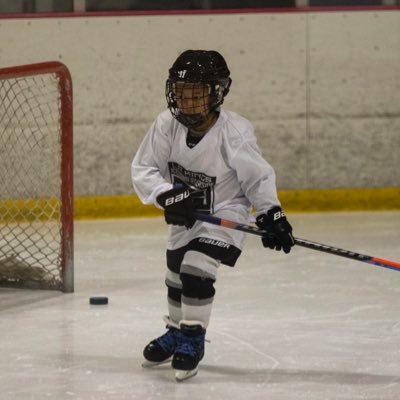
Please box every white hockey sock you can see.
[168,301,182,325]
[181,300,213,329]
[180,250,219,329]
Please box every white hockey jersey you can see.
[131,109,281,251]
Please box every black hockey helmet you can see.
[166,50,232,128]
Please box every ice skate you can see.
[142,316,180,368]
[172,320,206,382]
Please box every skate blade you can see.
[142,357,172,368]
[175,368,198,382]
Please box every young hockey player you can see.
[131,49,295,381]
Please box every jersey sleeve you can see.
[131,113,173,207]
[225,121,281,215]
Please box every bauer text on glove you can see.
[156,186,196,229]
[256,207,295,254]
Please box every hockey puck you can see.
[89,296,108,305]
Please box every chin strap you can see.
[176,113,207,129]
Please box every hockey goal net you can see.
[0,62,73,292]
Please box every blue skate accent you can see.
[175,331,205,357]
[155,327,179,353]
[175,332,206,357]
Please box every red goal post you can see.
[0,61,73,292]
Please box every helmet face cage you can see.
[165,78,231,128]
[165,50,232,128]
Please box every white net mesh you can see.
[0,70,68,290]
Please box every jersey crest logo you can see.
[168,162,216,214]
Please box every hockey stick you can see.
[194,212,400,272]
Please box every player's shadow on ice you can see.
[145,362,399,386]
[197,364,400,385]
[59,355,399,386]
[0,289,61,312]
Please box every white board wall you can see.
[0,10,399,195]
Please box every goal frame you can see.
[0,61,74,292]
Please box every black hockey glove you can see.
[256,207,295,254]
[156,186,196,229]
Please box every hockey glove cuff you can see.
[256,207,295,254]
[156,186,196,229]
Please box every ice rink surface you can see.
[1,211,399,400]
